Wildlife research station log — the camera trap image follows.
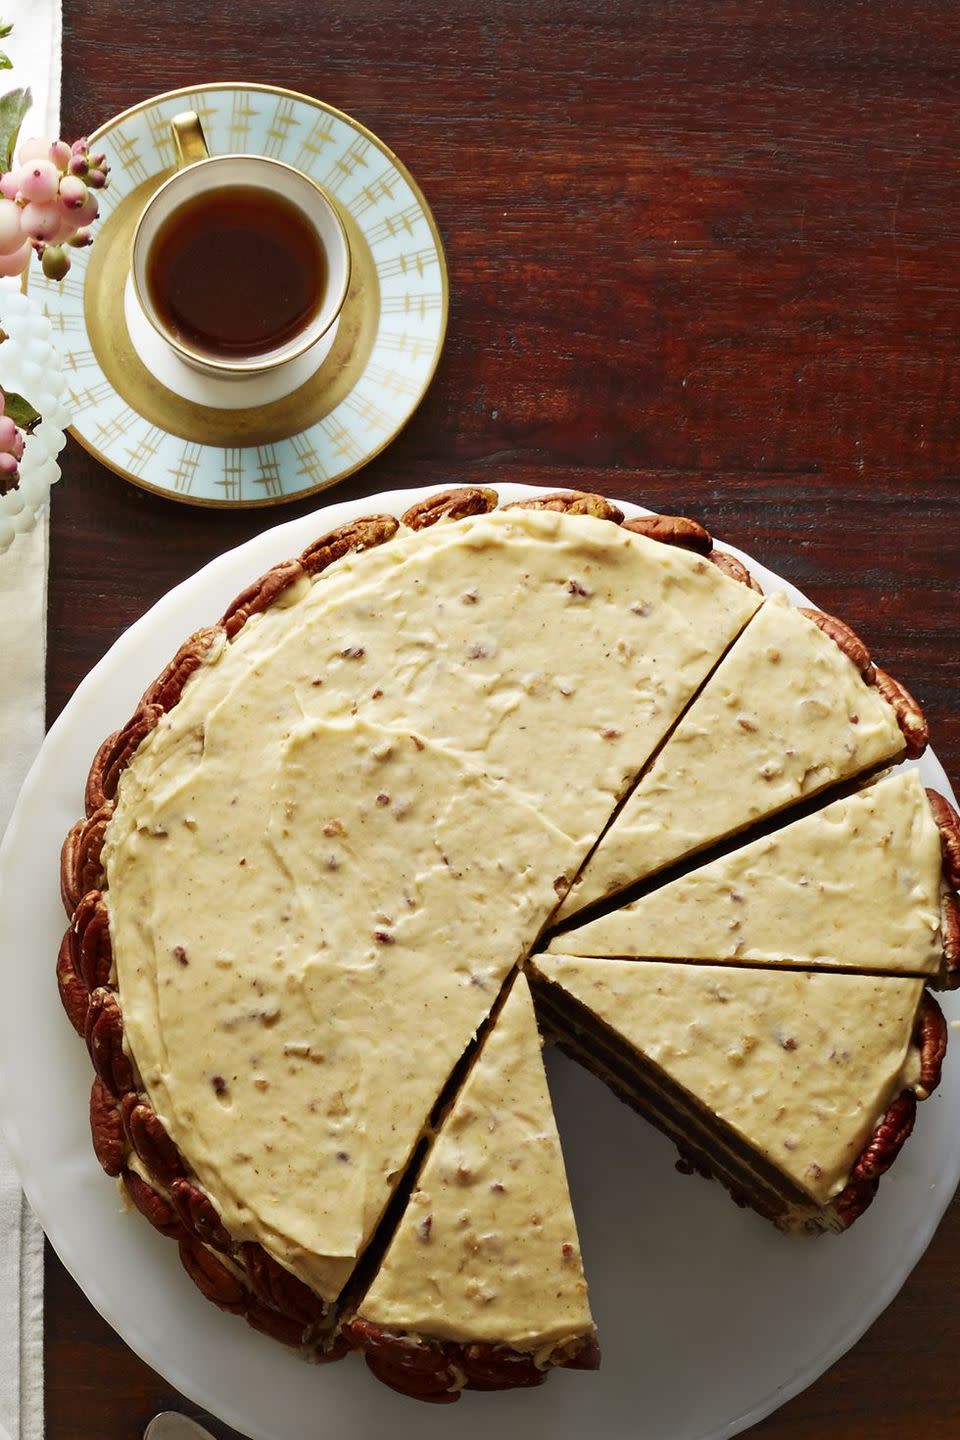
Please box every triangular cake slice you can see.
[558,593,915,920]
[551,770,952,981]
[346,973,598,1401]
[530,954,946,1232]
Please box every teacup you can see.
[125,111,350,407]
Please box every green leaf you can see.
[0,55,13,71]
[0,85,31,171]
[3,390,41,432]
[0,22,13,38]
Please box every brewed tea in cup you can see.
[131,112,350,378]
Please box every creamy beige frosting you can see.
[359,973,593,1348]
[106,718,580,1297]
[104,508,760,1302]
[150,507,761,848]
[558,593,906,919]
[552,770,944,975]
[531,954,925,1204]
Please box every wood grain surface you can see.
[44,1,960,1436]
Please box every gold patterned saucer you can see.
[31,83,448,507]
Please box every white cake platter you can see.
[1,482,957,1440]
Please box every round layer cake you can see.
[57,488,956,1404]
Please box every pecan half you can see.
[220,559,306,641]
[708,549,763,592]
[915,992,948,1097]
[123,1168,182,1239]
[60,802,112,914]
[926,788,960,891]
[84,731,116,817]
[941,888,960,985]
[177,1233,246,1312]
[72,890,112,992]
[85,703,165,815]
[621,513,712,555]
[56,929,90,1036]
[85,988,134,1097]
[460,1343,545,1392]
[300,514,400,576]
[873,666,928,758]
[120,1094,185,1186]
[89,1076,125,1177]
[829,1089,919,1229]
[850,1090,917,1184]
[241,1242,329,1326]
[797,608,875,682]
[245,1298,307,1348]
[169,1177,232,1251]
[345,1320,461,1404]
[831,1175,879,1229]
[402,487,499,531]
[140,627,220,712]
[503,490,623,523]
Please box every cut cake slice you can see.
[551,769,952,981]
[558,593,917,920]
[347,972,597,1401]
[530,953,946,1232]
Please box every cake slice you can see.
[558,593,920,920]
[551,770,955,982]
[346,973,598,1402]
[530,953,946,1232]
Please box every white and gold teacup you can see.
[124,111,350,409]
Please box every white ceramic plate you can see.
[1,483,957,1440]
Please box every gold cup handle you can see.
[171,111,210,168]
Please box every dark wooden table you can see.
[45,1,960,1435]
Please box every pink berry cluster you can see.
[0,136,110,281]
[0,388,25,495]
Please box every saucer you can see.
[29,83,448,507]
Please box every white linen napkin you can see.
[0,4,64,1437]
[0,513,48,1440]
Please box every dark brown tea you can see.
[146,185,327,359]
